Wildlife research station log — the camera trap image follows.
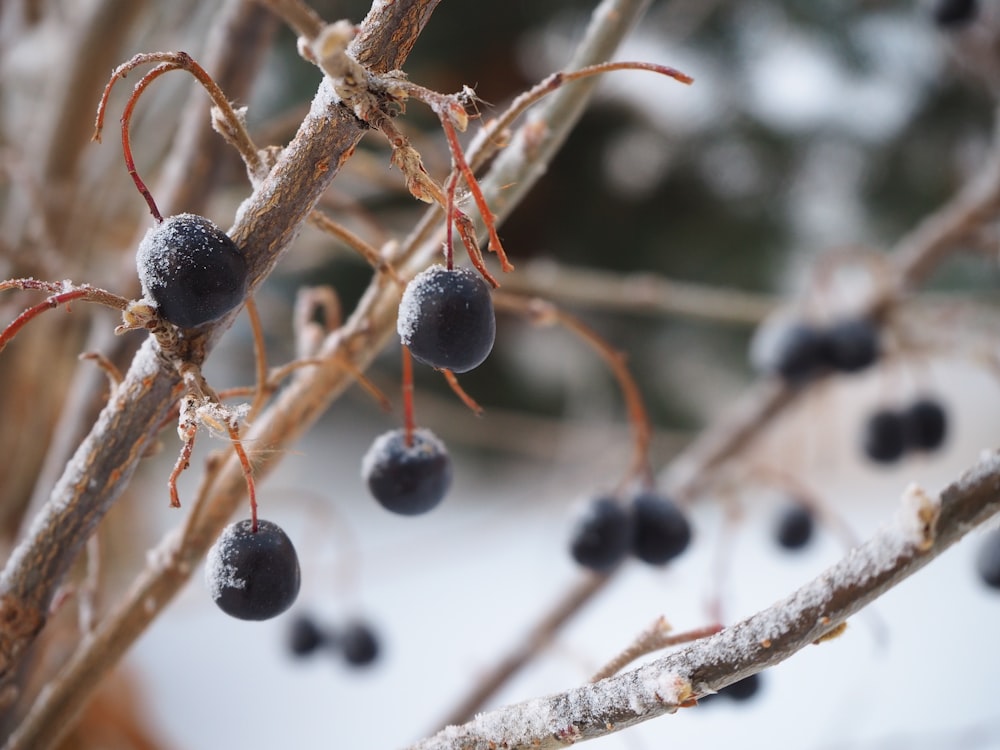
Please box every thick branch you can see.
[407,454,1000,749]
[0,0,440,707]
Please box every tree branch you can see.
[0,0,441,714]
[407,455,1000,749]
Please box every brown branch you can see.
[407,458,1000,749]
[0,0,442,725]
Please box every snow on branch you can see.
[407,450,1000,750]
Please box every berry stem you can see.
[168,425,197,509]
[401,345,416,448]
[245,296,270,422]
[225,422,258,533]
[493,293,654,487]
[441,369,483,416]
[119,62,185,222]
[0,285,129,354]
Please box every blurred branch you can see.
[409,457,1000,749]
[0,0,442,735]
[501,259,776,324]
[2,0,651,745]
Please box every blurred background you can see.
[1,0,1000,748]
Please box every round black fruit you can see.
[976,529,1000,591]
[137,213,249,328]
[902,398,947,452]
[340,621,380,667]
[775,505,814,551]
[205,518,301,621]
[397,264,496,373]
[362,428,452,516]
[630,491,692,565]
[723,673,762,702]
[750,317,826,384]
[821,318,879,374]
[287,613,327,657]
[569,496,633,572]
[862,409,906,464]
[933,0,977,27]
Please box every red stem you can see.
[401,345,416,447]
[226,423,258,533]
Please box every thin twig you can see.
[408,460,1000,749]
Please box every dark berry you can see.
[205,518,301,621]
[287,613,328,657]
[397,264,496,373]
[340,621,380,667]
[569,496,633,572]
[361,428,452,515]
[750,317,826,383]
[136,213,249,328]
[630,491,692,565]
[775,505,814,550]
[976,529,1000,590]
[902,398,947,452]
[933,0,977,27]
[862,409,906,464]
[723,673,762,701]
[821,318,880,374]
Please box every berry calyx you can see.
[361,428,453,515]
[397,264,496,373]
[287,613,328,657]
[136,213,249,328]
[821,318,879,374]
[340,621,380,667]
[862,408,907,464]
[902,398,947,452]
[775,505,814,551]
[629,491,692,565]
[977,529,1000,590]
[569,496,633,572]
[205,518,301,621]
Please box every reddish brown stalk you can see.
[119,62,184,221]
[402,344,416,447]
[0,285,129,354]
[438,113,513,275]
[245,297,270,421]
[441,369,483,416]
[78,352,125,387]
[168,427,196,509]
[494,293,654,487]
[225,423,258,532]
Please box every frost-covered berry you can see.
[630,491,691,565]
[397,264,496,373]
[821,318,880,374]
[902,398,947,452]
[722,673,762,702]
[362,428,452,515]
[569,496,633,572]
[287,613,328,657]
[976,529,1000,590]
[933,0,977,27]
[205,518,301,621]
[775,505,814,551]
[862,408,906,464]
[136,213,248,328]
[340,621,380,667]
[750,316,826,383]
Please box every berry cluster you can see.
[861,397,948,465]
[752,316,880,384]
[569,490,692,572]
[287,613,380,668]
[205,519,301,621]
